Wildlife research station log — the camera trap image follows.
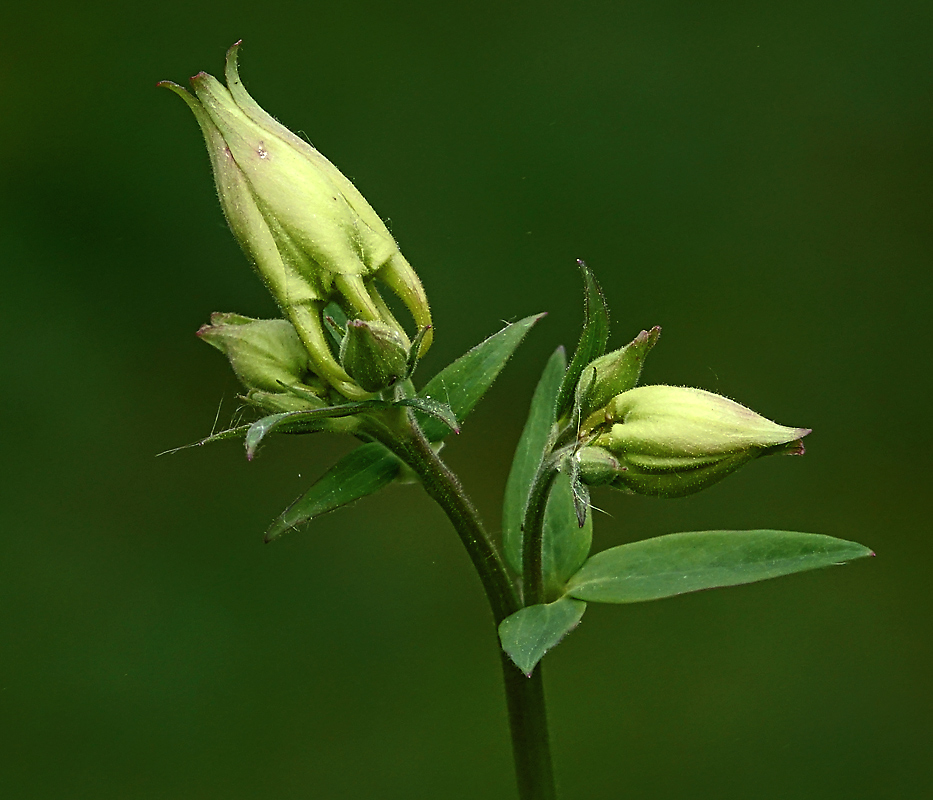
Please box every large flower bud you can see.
[579,385,810,498]
[160,43,431,399]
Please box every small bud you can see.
[581,385,810,498]
[339,319,409,392]
[197,313,327,401]
[574,446,621,486]
[161,43,432,399]
[577,327,660,419]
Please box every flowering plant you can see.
[162,44,873,800]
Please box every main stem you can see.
[368,411,557,800]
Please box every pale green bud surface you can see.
[577,326,660,419]
[160,43,432,400]
[574,446,621,486]
[582,385,810,498]
[339,319,410,393]
[197,313,327,401]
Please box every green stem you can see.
[521,457,561,607]
[500,652,557,800]
[366,410,557,800]
[369,410,518,622]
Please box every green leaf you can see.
[398,396,459,433]
[498,596,587,676]
[244,403,381,459]
[416,313,545,442]
[156,423,252,456]
[322,301,349,348]
[404,326,432,379]
[556,260,610,418]
[566,530,874,604]
[503,347,567,573]
[542,471,593,594]
[264,443,403,542]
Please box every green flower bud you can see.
[160,43,432,399]
[577,326,661,419]
[339,319,409,393]
[575,446,621,486]
[197,313,327,404]
[581,385,810,498]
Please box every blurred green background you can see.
[3,1,931,797]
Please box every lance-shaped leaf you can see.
[157,423,253,456]
[397,396,458,434]
[541,471,593,595]
[404,326,433,380]
[264,443,403,542]
[566,530,874,604]
[416,313,545,442]
[245,396,457,459]
[503,347,567,573]
[244,404,382,459]
[556,260,609,419]
[498,596,587,676]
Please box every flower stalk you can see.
[362,409,556,800]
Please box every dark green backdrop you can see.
[3,1,930,797]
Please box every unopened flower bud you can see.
[339,319,409,393]
[161,43,432,399]
[581,385,810,498]
[574,446,621,486]
[197,313,327,402]
[577,327,660,419]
